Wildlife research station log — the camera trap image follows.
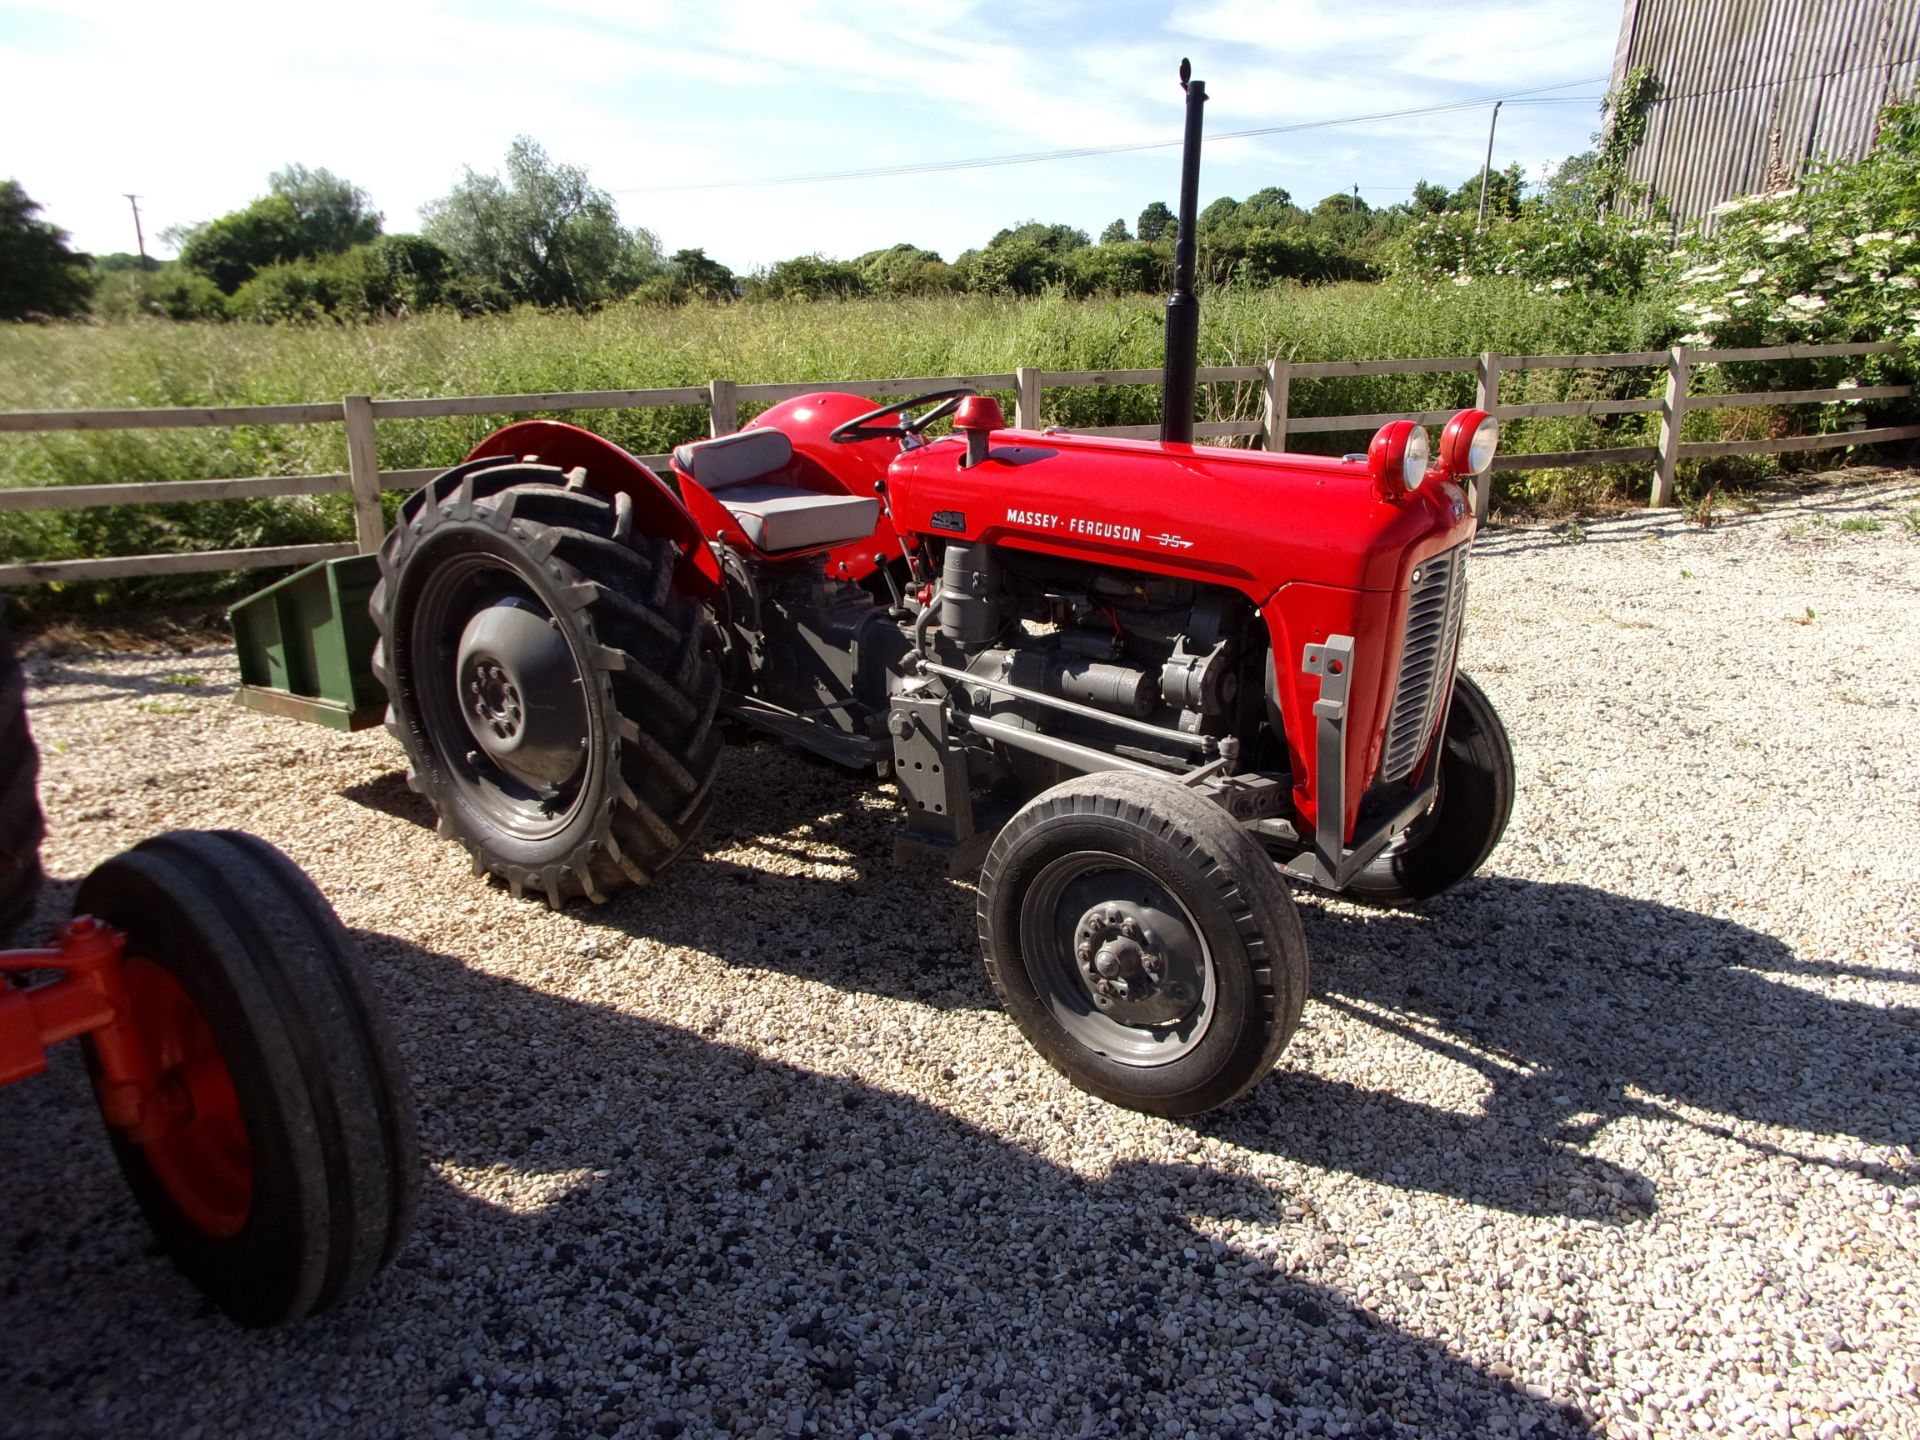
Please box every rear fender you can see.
[465,420,722,597]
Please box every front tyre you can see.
[75,830,419,1327]
[372,462,723,906]
[1344,671,1514,907]
[978,773,1309,1117]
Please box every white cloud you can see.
[0,0,1615,268]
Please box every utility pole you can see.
[1351,184,1359,213]
[124,194,150,269]
[1475,101,1503,228]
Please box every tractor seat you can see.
[675,429,879,554]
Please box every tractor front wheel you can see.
[978,772,1309,1117]
[1343,671,1515,908]
[372,462,723,905]
[75,830,419,1327]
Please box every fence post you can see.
[1652,345,1689,507]
[342,394,385,553]
[1015,367,1040,429]
[708,379,738,437]
[1263,356,1290,452]
[1473,351,1502,523]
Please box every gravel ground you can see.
[3,473,1917,1440]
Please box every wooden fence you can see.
[1,340,1912,587]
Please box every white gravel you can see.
[3,472,1917,1440]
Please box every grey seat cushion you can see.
[719,485,879,553]
[674,429,794,491]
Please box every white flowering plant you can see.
[1665,93,1920,403]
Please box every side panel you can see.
[466,420,721,596]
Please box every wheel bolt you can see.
[1076,943,1093,964]
[1122,918,1141,938]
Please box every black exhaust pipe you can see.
[1161,58,1207,446]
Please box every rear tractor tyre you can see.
[75,830,420,1327]
[0,615,45,942]
[372,461,724,905]
[978,772,1309,1118]
[1343,671,1514,908]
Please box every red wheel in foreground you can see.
[76,831,419,1326]
[118,957,252,1238]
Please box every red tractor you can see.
[0,621,418,1326]
[369,64,1514,1116]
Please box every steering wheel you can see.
[829,387,977,444]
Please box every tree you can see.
[174,195,305,292]
[1099,218,1132,245]
[1409,179,1452,214]
[0,181,92,319]
[268,165,381,254]
[1311,192,1368,219]
[1197,196,1241,232]
[422,137,661,309]
[1240,186,1297,225]
[753,254,865,301]
[669,248,735,302]
[1136,201,1175,242]
[988,221,1088,255]
[856,243,957,295]
[172,165,383,294]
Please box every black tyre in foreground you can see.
[978,772,1309,1117]
[75,830,419,1326]
[0,616,44,942]
[1344,671,1515,908]
[373,461,723,906]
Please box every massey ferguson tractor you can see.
[359,63,1515,1117]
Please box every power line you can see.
[616,76,1610,195]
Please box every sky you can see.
[1,0,1624,271]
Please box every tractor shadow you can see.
[0,928,1596,1439]
[342,742,1916,1221]
[1205,876,1918,1207]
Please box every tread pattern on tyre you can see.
[76,829,420,1326]
[371,460,723,906]
[0,616,45,942]
[978,772,1309,1116]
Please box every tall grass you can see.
[1,279,1683,609]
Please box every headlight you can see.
[1439,408,1498,477]
[1467,416,1499,474]
[1367,420,1430,499]
[1401,426,1430,491]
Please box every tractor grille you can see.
[1379,544,1470,783]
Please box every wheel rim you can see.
[1018,851,1215,1067]
[409,553,594,841]
[123,957,251,1238]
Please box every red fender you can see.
[465,420,722,597]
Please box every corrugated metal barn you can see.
[1610,0,1920,224]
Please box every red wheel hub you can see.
[121,958,251,1237]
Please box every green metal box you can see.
[229,553,386,731]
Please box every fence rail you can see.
[1,342,1912,587]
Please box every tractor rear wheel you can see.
[1343,671,1514,908]
[0,615,44,943]
[978,772,1309,1117]
[75,830,419,1326]
[372,461,723,905]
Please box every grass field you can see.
[0,279,1846,608]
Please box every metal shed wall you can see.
[1610,0,1920,224]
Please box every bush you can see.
[748,254,867,302]
[1390,211,1666,296]
[1665,90,1920,385]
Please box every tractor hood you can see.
[887,428,1475,605]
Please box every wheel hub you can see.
[454,597,590,792]
[1074,903,1191,1026]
